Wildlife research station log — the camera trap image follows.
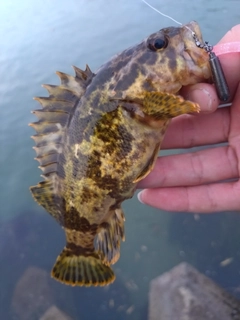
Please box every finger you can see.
[229,83,240,142]
[138,181,240,213]
[219,53,240,99]
[180,83,219,113]
[162,106,229,149]
[217,26,240,97]
[219,24,240,43]
[138,145,238,189]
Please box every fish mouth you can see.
[182,21,211,82]
[183,48,211,82]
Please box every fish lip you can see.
[184,49,211,81]
[184,21,201,37]
[186,48,211,81]
[181,21,211,81]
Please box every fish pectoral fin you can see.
[51,246,115,287]
[141,91,200,120]
[95,208,125,265]
[119,92,199,127]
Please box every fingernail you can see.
[187,88,213,112]
[137,191,144,204]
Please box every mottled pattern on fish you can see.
[30,21,211,286]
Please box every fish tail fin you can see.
[51,246,115,286]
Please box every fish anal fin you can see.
[95,208,125,265]
[51,246,115,287]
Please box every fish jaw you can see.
[180,21,211,84]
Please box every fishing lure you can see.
[192,36,230,102]
[214,42,240,56]
[142,0,230,102]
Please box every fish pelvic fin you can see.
[51,245,115,287]
[95,208,125,265]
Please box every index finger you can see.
[162,25,240,150]
[215,24,240,98]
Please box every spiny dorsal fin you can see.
[30,65,95,216]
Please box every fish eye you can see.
[147,36,168,51]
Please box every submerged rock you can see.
[148,262,240,320]
[40,305,72,320]
[1,211,130,319]
[11,266,54,320]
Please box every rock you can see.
[11,266,54,320]
[40,305,73,320]
[148,262,240,320]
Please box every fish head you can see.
[106,21,211,100]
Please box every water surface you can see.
[1,1,240,319]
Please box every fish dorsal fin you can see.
[30,65,94,216]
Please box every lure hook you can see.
[141,0,230,102]
[193,35,230,102]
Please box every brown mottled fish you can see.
[30,21,211,286]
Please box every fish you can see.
[30,21,211,287]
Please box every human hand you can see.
[138,25,240,213]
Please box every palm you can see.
[138,29,240,213]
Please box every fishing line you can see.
[141,0,230,102]
[141,0,183,27]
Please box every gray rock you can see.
[148,262,240,320]
[40,305,73,320]
[11,266,54,320]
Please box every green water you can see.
[1,0,240,319]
